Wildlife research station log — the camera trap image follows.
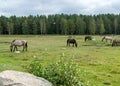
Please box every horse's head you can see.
[102,36,105,41]
[85,36,88,41]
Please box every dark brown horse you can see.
[112,39,120,46]
[67,39,77,47]
[85,36,92,42]
[10,39,28,52]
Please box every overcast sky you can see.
[0,0,120,16]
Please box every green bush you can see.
[27,55,83,86]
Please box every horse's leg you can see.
[16,46,18,51]
[15,46,18,51]
[22,46,24,51]
[116,42,118,46]
[13,46,16,51]
[112,42,114,46]
[111,40,112,43]
[73,43,74,47]
[25,45,27,51]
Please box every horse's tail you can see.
[25,42,28,51]
[75,42,77,47]
[112,41,115,47]
[26,42,28,47]
[75,41,77,47]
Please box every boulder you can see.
[0,70,53,86]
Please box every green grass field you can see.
[0,35,120,86]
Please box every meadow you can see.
[0,35,120,86]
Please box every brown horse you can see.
[102,36,113,42]
[112,39,120,46]
[85,36,92,42]
[10,39,28,52]
[67,39,77,47]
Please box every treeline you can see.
[0,14,120,35]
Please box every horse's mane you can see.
[12,39,16,42]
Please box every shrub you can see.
[27,55,83,86]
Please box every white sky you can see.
[0,0,120,16]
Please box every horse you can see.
[85,36,92,42]
[10,39,28,52]
[102,36,113,42]
[112,39,120,46]
[67,39,77,47]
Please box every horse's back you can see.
[113,39,120,42]
[105,36,112,39]
[102,36,112,40]
[85,36,92,38]
[67,39,76,43]
[12,40,27,46]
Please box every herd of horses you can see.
[9,36,120,52]
[67,36,120,48]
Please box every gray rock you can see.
[0,70,53,86]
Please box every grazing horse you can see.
[102,36,113,42]
[85,36,92,42]
[67,39,77,47]
[10,39,28,52]
[112,39,120,46]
